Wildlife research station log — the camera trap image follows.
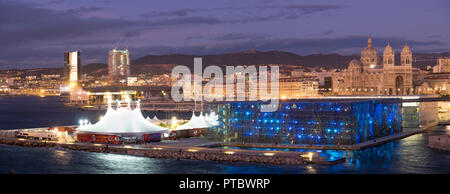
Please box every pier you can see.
[0,132,344,165]
[0,125,436,166]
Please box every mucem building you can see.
[206,99,403,145]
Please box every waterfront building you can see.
[415,72,450,95]
[83,85,172,104]
[207,99,404,145]
[279,77,319,99]
[185,76,319,100]
[127,77,138,86]
[69,87,89,105]
[433,58,450,73]
[108,48,130,85]
[332,38,413,95]
[64,51,82,84]
[206,96,440,145]
[0,85,11,94]
[76,101,169,144]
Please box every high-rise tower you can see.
[64,51,81,84]
[108,49,130,85]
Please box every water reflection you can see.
[90,153,159,174]
[52,149,71,165]
[306,165,317,174]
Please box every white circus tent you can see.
[77,101,169,136]
[174,112,219,130]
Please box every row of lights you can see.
[331,87,447,92]
[79,119,91,126]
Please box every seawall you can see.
[428,135,450,151]
[0,137,327,165]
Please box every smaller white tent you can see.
[205,112,219,127]
[175,112,219,130]
[152,116,160,122]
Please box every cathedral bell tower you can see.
[383,43,395,66]
[401,43,412,67]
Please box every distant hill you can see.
[3,50,449,77]
[130,50,357,74]
[132,50,356,69]
[130,50,449,74]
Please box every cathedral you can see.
[333,37,413,95]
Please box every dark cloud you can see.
[213,33,267,41]
[0,0,148,68]
[124,31,141,38]
[140,8,207,18]
[0,0,447,69]
[0,0,142,46]
[322,30,335,36]
[139,4,343,24]
[64,6,103,14]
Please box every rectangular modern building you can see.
[108,49,130,85]
[206,99,403,145]
[64,51,81,84]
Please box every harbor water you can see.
[0,96,449,174]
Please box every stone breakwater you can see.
[428,135,450,151]
[0,137,316,165]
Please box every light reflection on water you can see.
[0,96,449,174]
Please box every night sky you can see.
[0,0,449,69]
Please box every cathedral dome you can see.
[361,37,379,60]
[348,59,362,69]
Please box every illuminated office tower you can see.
[108,48,130,85]
[64,51,81,84]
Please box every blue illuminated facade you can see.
[206,99,402,145]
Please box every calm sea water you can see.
[0,96,449,174]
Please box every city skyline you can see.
[0,0,449,69]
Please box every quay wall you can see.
[0,137,309,165]
[428,135,450,151]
